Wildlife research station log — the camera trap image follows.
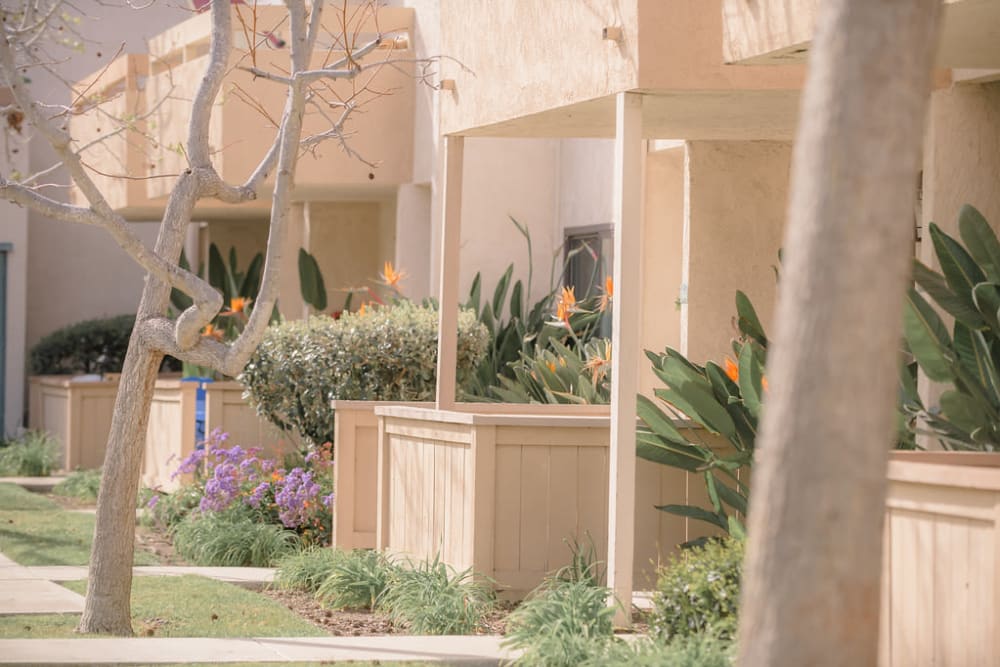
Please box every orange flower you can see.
[546,361,557,373]
[201,324,224,342]
[380,261,406,289]
[555,286,577,327]
[599,276,613,312]
[724,357,739,383]
[584,344,612,387]
[221,296,252,316]
[762,376,769,392]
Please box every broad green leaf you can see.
[737,343,763,419]
[912,260,985,327]
[636,394,688,445]
[727,515,747,540]
[492,265,513,319]
[929,222,986,308]
[940,390,988,435]
[971,330,1000,407]
[510,280,524,321]
[636,433,708,473]
[713,476,748,515]
[297,248,327,311]
[958,204,1000,283]
[208,243,230,304]
[655,504,728,531]
[972,282,1000,330]
[735,290,767,345]
[241,253,264,299]
[466,273,482,315]
[903,288,955,382]
[705,471,724,514]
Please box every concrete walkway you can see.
[0,476,67,493]
[0,636,518,665]
[0,554,85,615]
[25,565,275,590]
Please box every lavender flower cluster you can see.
[169,429,334,541]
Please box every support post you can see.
[608,91,643,626]
[435,136,465,409]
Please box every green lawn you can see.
[0,483,156,566]
[0,576,328,639]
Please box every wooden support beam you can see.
[608,91,643,627]
[435,136,465,409]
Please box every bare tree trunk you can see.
[77,340,161,635]
[737,1,942,665]
[78,174,198,635]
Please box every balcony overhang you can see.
[723,0,1000,69]
[446,88,801,140]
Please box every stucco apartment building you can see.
[1,0,998,439]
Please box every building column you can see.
[608,91,643,626]
[435,136,465,409]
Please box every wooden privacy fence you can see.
[374,404,731,596]
[28,375,118,470]
[28,375,297,485]
[331,401,431,550]
[880,451,1000,667]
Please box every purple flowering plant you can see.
[162,428,334,546]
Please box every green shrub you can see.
[378,554,495,634]
[241,302,490,445]
[274,547,344,593]
[651,538,744,642]
[317,549,398,610]
[172,509,300,566]
[29,314,135,375]
[0,431,59,476]
[586,635,735,667]
[52,468,101,500]
[504,579,617,667]
[141,484,203,531]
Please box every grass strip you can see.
[0,576,328,639]
[0,482,156,566]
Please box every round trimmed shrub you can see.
[240,302,490,445]
[29,314,135,375]
[651,538,744,642]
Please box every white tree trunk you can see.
[737,1,943,665]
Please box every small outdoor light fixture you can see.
[439,78,456,91]
[602,26,622,42]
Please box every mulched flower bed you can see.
[263,589,513,636]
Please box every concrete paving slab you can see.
[0,636,519,665]
[25,565,275,589]
[0,580,84,615]
[0,477,66,493]
[257,635,518,664]
[0,638,269,664]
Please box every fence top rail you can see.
[889,451,1000,491]
[376,404,613,428]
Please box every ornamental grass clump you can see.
[316,549,398,610]
[503,578,617,667]
[52,468,101,501]
[378,554,495,635]
[241,301,489,445]
[173,507,300,567]
[274,547,345,593]
[0,431,59,477]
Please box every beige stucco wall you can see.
[682,140,792,365]
[395,185,434,301]
[434,138,561,308]
[641,146,686,396]
[25,3,187,358]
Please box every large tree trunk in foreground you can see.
[737,1,943,665]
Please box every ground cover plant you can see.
[651,538,744,642]
[52,468,101,501]
[144,430,334,565]
[273,546,345,594]
[0,431,59,477]
[0,483,156,566]
[316,549,398,611]
[0,575,327,639]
